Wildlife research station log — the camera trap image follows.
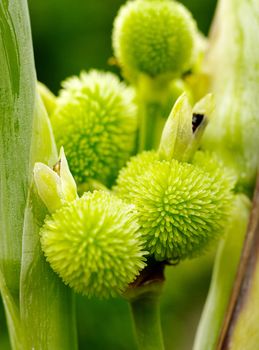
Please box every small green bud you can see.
[34,148,78,213]
[51,70,138,187]
[115,152,234,261]
[34,163,63,213]
[158,93,214,162]
[112,0,198,81]
[40,191,146,298]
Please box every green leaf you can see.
[0,270,26,349]
[0,1,77,348]
[0,0,37,302]
[202,0,259,191]
[19,96,78,349]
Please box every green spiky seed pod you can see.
[115,153,234,261]
[51,70,138,187]
[112,0,197,82]
[40,191,146,298]
[115,151,159,190]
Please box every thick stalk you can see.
[218,174,259,349]
[138,101,166,151]
[137,75,173,151]
[130,291,164,350]
[193,194,251,350]
[126,264,165,350]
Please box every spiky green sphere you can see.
[40,191,146,298]
[116,150,159,189]
[114,152,234,261]
[112,0,197,80]
[51,70,138,187]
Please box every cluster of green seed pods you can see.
[34,0,256,307]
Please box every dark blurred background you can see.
[0,0,217,349]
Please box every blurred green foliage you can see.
[1,1,217,349]
[28,0,216,92]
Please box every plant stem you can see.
[137,75,172,152]
[130,290,164,350]
[126,262,165,350]
[218,173,259,349]
[138,100,166,151]
[193,195,251,350]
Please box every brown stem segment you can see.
[217,172,259,349]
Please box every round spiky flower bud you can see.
[40,191,146,298]
[114,152,234,261]
[116,150,159,189]
[51,70,138,187]
[112,0,197,81]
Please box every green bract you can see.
[158,93,214,162]
[51,70,138,187]
[115,152,234,261]
[112,0,197,81]
[40,191,146,298]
